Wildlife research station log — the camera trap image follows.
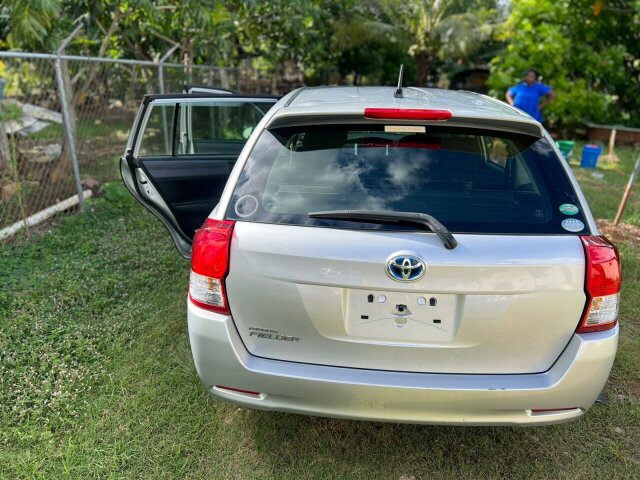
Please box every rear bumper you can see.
[188,300,618,426]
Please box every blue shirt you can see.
[508,82,552,121]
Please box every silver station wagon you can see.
[121,85,621,426]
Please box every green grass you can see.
[25,118,131,182]
[28,118,131,143]
[571,145,640,227]
[1,150,639,479]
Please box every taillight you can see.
[578,235,621,333]
[189,218,235,314]
[364,108,452,121]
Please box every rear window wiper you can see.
[308,210,458,250]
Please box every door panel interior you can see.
[138,152,241,238]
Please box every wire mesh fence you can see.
[0,51,240,239]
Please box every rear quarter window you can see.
[226,124,587,235]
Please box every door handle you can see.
[135,168,149,185]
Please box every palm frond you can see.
[332,17,400,49]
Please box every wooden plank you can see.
[0,190,93,240]
[5,99,63,124]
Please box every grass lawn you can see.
[1,148,639,479]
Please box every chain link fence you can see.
[0,51,240,239]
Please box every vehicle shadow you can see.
[241,407,586,479]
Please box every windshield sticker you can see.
[385,125,426,133]
[561,218,585,232]
[559,203,579,215]
[234,195,258,218]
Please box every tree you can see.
[332,0,501,86]
[487,0,640,128]
[1,0,62,50]
[392,0,501,85]
[0,0,505,90]
[231,1,345,89]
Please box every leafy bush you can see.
[488,0,640,128]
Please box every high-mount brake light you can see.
[364,108,452,121]
[189,218,235,314]
[577,235,621,333]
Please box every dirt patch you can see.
[631,379,640,400]
[597,219,640,246]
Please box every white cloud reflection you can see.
[262,147,438,213]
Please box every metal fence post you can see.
[158,63,164,94]
[220,68,230,90]
[158,43,179,93]
[157,44,179,153]
[55,22,86,212]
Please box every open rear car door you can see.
[120,93,278,257]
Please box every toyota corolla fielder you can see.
[121,86,620,426]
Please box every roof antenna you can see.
[394,64,404,98]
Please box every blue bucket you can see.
[581,144,602,168]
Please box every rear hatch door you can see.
[224,123,589,374]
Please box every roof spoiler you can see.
[267,112,544,138]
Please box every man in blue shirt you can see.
[506,69,556,122]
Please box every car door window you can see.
[137,100,274,158]
[181,101,273,155]
[138,104,175,156]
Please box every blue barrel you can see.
[581,144,602,168]
[0,79,6,99]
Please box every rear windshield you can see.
[226,124,588,234]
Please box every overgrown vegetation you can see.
[1,150,639,478]
[487,0,640,128]
[0,0,505,87]
[2,1,638,126]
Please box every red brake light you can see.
[189,219,235,314]
[364,108,452,121]
[577,235,621,333]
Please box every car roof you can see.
[287,86,521,118]
[270,86,543,137]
